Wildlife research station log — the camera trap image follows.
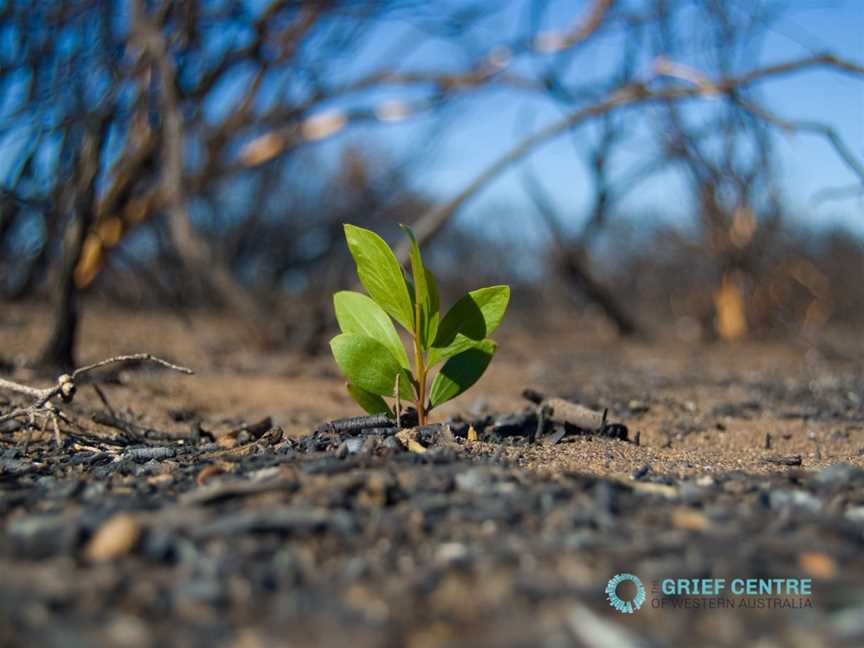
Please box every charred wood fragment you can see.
[315,410,418,435]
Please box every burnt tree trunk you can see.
[39,132,102,369]
[559,251,640,337]
[0,201,19,295]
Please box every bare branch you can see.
[734,97,864,185]
[811,184,864,205]
[0,353,193,430]
[71,353,194,380]
[403,53,864,255]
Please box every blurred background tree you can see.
[0,0,861,367]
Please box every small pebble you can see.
[85,513,142,562]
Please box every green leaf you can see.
[333,291,409,368]
[330,334,414,399]
[428,285,510,365]
[400,224,440,347]
[428,340,496,409]
[344,224,414,331]
[346,383,392,416]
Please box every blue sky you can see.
[2,0,859,255]
[320,0,864,242]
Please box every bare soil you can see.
[1,302,863,647]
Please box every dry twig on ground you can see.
[0,353,193,445]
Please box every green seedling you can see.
[330,224,510,426]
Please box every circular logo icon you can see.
[606,573,646,614]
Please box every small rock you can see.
[631,464,651,480]
[435,542,469,565]
[671,507,710,531]
[364,427,395,437]
[414,423,448,446]
[446,418,469,438]
[336,442,349,459]
[845,506,864,523]
[696,475,715,487]
[0,458,36,476]
[85,513,142,562]
[345,437,364,454]
[830,429,850,441]
[678,482,706,503]
[196,464,227,486]
[361,436,380,454]
[104,614,152,647]
[768,489,822,513]
[798,551,837,579]
[174,578,225,606]
[455,468,494,493]
[9,513,79,558]
[0,419,22,433]
[395,429,428,454]
[493,412,535,437]
[627,400,650,415]
[382,436,402,451]
[543,427,567,445]
[248,466,282,481]
[813,463,859,486]
[829,606,864,640]
[135,459,174,476]
[123,446,175,462]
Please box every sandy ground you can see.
[2,301,864,648]
[3,300,862,478]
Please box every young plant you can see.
[330,224,509,426]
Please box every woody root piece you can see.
[0,353,193,445]
[522,388,628,441]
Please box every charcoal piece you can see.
[531,406,548,444]
[447,418,469,438]
[415,423,447,446]
[315,410,418,436]
[0,458,37,476]
[762,454,803,466]
[0,419,22,433]
[8,513,80,558]
[632,463,651,480]
[364,427,397,437]
[336,437,364,458]
[123,446,176,462]
[600,423,629,441]
[712,401,762,418]
[812,463,860,486]
[232,417,274,443]
[521,388,546,405]
[382,436,403,451]
[493,412,537,437]
[544,426,567,445]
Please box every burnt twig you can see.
[0,354,193,443]
[316,410,418,436]
[522,388,628,441]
